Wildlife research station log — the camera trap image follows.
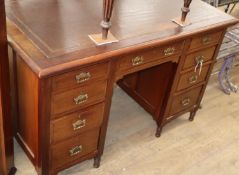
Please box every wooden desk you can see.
[5,0,239,174]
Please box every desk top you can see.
[6,0,239,77]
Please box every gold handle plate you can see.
[164,47,175,56]
[181,98,190,106]
[202,36,211,45]
[189,75,198,84]
[132,56,144,66]
[195,55,205,65]
[72,119,86,130]
[69,145,82,156]
[75,72,91,84]
[74,94,88,105]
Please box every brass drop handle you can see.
[181,98,190,106]
[132,56,144,66]
[189,75,198,84]
[75,72,91,83]
[72,119,86,130]
[202,36,211,45]
[194,55,205,75]
[164,47,175,56]
[74,94,88,105]
[69,145,82,156]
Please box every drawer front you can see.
[51,128,99,169]
[177,65,210,91]
[119,42,183,71]
[169,86,202,116]
[51,103,104,143]
[52,62,109,93]
[189,31,222,50]
[51,80,107,116]
[183,46,216,70]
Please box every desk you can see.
[5,0,239,174]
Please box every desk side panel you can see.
[15,55,39,166]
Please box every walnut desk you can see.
[5,0,239,174]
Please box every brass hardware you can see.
[164,47,175,56]
[181,98,190,106]
[195,55,205,65]
[132,56,144,66]
[69,145,82,156]
[202,36,211,45]
[72,119,86,130]
[74,94,88,105]
[189,75,198,84]
[75,72,91,83]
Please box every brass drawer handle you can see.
[202,36,212,45]
[132,56,144,66]
[72,119,86,130]
[195,55,205,65]
[69,145,82,156]
[164,47,175,56]
[189,75,198,84]
[74,94,88,105]
[75,72,91,83]
[181,98,190,106]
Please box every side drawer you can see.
[183,46,216,70]
[119,42,183,72]
[177,65,210,91]
[189,31,222,50]
[51,103,104,143]
[169,86,202,116]
[51,128,99,170]
[52,62,109,93]
[51,80,107,116]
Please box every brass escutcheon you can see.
[75,72,91,84]
[74,94,88,105]
[132,56,144,66]
[69,145,82,156]
[72,118,86,130]
[181,97,190,106]
[164,47,175,56]
[189,75,198,84]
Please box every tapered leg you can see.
[93,156,101,168]
[155,126,163,138]
[189,108,198,121]
[9,167,17,175]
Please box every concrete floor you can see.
[14,3,239,175]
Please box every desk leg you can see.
[93,156,101,168]
[155,126,163,138]
[189,108,198,121]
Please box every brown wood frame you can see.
[0,0,16,174]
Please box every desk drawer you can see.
[189,31,222,50]
[183,47,216,70]
[52,62,109,93]
[119,42,183,72]
[51,128,99,170]
[169,86,202,116]
[51,103,104,143]
[51,80,107,116]
[177,65,210,91]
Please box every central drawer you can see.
[118,42,183,73]
[51,80,107,116]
